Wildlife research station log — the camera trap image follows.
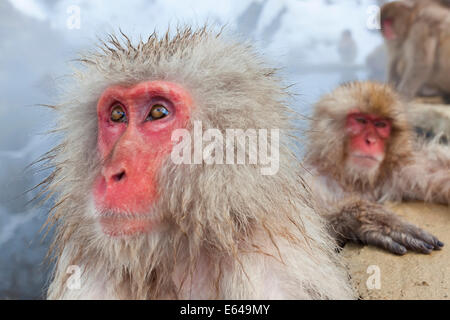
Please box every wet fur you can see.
[40,27,355,299]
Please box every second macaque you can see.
[380,0,450,99]
[305,81,449,255]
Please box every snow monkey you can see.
[40,28,355,299]
[380,0,450,100]
[305,81,449,255]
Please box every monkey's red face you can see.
[345,112,391,169]
[381,19,396,40]
[93,81,193,236]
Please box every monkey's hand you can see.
[328,200,444,255]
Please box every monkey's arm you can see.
[325,198,443,255]
[387,54,401,87]
[397,22,437,99]
[397,142,450,204]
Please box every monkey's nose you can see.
[111,169,126,182]
[366,136,377,145]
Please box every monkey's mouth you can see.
[352,154,379,161]
[96,209,161,237]
[350,154,383,168]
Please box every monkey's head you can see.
[43,27,306,285]
[380,1,414,43]
[307,82,413,186]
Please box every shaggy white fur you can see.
[41,27,355,300]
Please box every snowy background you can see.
[0,0,389,299]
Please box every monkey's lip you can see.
[351,154,381,162]
[350,154,382,168]
[96,209,153,219]
[96,210,160,237]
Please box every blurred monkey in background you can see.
[338,29,358,65]
[380,0,450,100]
[305,82,449,255]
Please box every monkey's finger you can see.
[363,231,407,255]
[388,231,434,254]
[403,225,444,250]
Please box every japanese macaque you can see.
[380,0,450,99]
[338,30,358,65]
[365,44,387,82]
[39,28,355,299]
[305,81,449,255]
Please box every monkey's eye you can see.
[355,117,367,124]
[374,121,387,128]
[110,105,127,123]
[147,104,169,121]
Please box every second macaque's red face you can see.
[381,19,396,40]
[92,81,193,236]
[345,112,391,169]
